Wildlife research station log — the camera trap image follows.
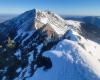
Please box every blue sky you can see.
[0,0,100,16]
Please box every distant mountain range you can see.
[0,14,17,23]
[63,16,100,28]
[0,9,100,80]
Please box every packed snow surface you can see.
[26,30,100,80]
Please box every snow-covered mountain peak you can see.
[0,9,100,80]
[35,10,67,36]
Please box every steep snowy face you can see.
[28,27,100,80]
[35,10,67,36]
[0,9,36,41]
[0,9,68,42]
[30,39,100,80]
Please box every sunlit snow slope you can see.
[0,9,100,80]
[27,23,100,80]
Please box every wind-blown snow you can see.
[28,38,100,80]
[25,26,100,80]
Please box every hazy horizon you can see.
[0,0,100,16]
[0,12,100,17]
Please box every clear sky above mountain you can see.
[0,0,100,16]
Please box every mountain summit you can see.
[0,9,100,80]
